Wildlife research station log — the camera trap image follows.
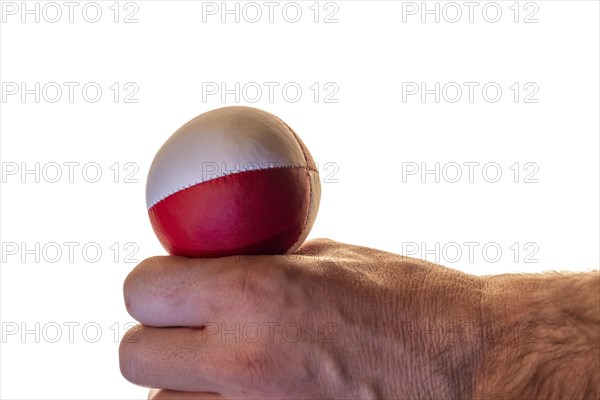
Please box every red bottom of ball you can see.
[148,166,313,258]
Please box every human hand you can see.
[119,239,485,398]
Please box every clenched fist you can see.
[120,239,599,399]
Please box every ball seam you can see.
[147,164,317,210]
[275,117,315,253]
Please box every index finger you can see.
[123,255,284,327]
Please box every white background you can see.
[0,0,598,398]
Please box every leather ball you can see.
[146,106,321,257]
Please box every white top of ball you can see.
[146,106,310,209]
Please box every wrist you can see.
[385,260,486,398]
[476,271,600,398]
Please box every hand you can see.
[119,239,484,398]
[119,239,600,398]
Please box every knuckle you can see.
[295,238,340,260]
[226,258,274,295]
[219,258,286,318]
[311,237,337,246]
[234,344,276,391]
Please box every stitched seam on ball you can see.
[148,164,316,209]
[276,117,314,252]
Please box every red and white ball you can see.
[146,106,321,258]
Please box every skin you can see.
[119,239,600,399]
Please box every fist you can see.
[120,239,483,399]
